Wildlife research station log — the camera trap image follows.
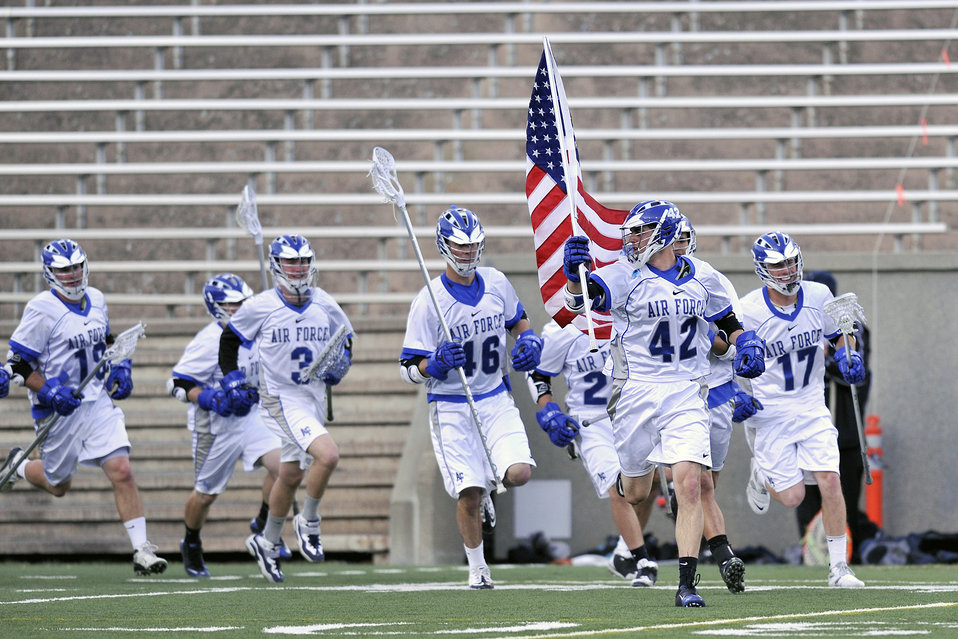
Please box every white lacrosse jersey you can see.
[738,281,841,414]
[8,288,111,405]
[227,286,353,404]
[401,268,526,402]
[172,320,262,435]
[590,255,735,383]
[536,320,611,421]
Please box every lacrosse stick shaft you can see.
[326,387,334,422]
[657,464,673,517]
[841,341,873,485]
[255,240,268,292]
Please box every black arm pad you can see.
[172,377,198,394]
[218,325,243,374]
[8,353,34,380]
[714,312,744,337]
[529,370,553,400]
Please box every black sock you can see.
[707,534,734,565]
[184,525,201,544]
[630,545,649,562]
[254,501,269,528]
[678,556,698,588]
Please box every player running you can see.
[737,231,865,588]
[219,234,353,583]
[399,206,542,590]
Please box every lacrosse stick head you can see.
[370,146,407,210]
[824,292,867,335]
[301,325,350,382]
[235,184,263,245]
[105,323,146,362]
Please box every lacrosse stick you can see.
[657,464,673,517]
[235,184,269,292]
[369,146,505,494]
[301,325,350,423]
[0,323,146,491]
[823,292,872,485]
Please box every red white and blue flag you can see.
[524,39,629,339]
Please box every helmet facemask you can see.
[673,217,697,257]
[621,201,682,268]
[752,232,804,296]
[436,206,485,277]
[42,239,88,301]
[203,273,253,323]
[269,234,316,300]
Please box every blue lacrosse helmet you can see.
[203,273,253,323]
[436,205,485,277]
[674,214,697,257]
[752,231,804,295]
[269,234,316,296]
[41,238,88,301]
[620,200,682,268]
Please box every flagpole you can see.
[542,36,598,353]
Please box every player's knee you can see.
[504,463,532,487]
[779,488,806,509]
[48,483,70,498]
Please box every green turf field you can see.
[2,560,957,638]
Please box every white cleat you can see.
[292,513,325,562]
[630,557,658,588]
[828,561,865,588]
[468,564,494,589]
[746,458,770,515]
[132,542,168,576]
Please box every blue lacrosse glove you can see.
[733,330,766,378]
[834,347,866,385]
[38,371,83,416]
[219,370,259,417]
[105,358,133,400]
[197,387,232,417]
[511,329,543,372]
[0,365,9,399]
[732,389,763,423]
[322,349,352,386]
[425,341,465,381]
[562,236,592,283]
[536,401,580,447]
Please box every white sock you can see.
[464,542,486,568]
[826,534,848,566]
[303,495,321,522]
[15,458,28,478]
[124,516,148,549]
[264,513,286,546]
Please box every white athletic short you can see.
[259,389,324,468]
[191,419,281,495]
[38,391,131,486]
[429,390,536,498]
[748,402,840,492]
[609,377,711,477]
[709,399,734,473]
[572,410,619,498]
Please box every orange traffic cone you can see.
[865,415,883,528]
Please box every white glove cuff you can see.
[717,343,737,362]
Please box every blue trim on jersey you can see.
[647,257,687,283]
[762,286,805,321]
[8,340,39,362]
[400,347,431,360]
[502,374,512,392]
[535,366,563,377]
[275,287,312,312]
[504,301,524,330]
[707,379,736,409]
[441,272,484,306]
[427,380,506,403]
[226,321,252,344]
[52,291,93,316]
[704,304,733,323]
[588,273,613,312]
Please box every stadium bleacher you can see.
[0,1,954,563]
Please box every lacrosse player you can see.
[670,216,749,594]
[218,234,353,583]
[562,201,766,607]
[738,232,866,588]
[0,239,168,576]
[399,206,542,590]
[528,319,659,588]
[168,273,286,578]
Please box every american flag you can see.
[524,42,629,339]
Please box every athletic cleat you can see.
[245,533,284,583]
[828,561,865,588]
[133,542,168,576]
[719,556,746,593]
[249,517,292,560]
[607,552,637,581]
[180,538,210,578]
[0,447,23,491]
[480,491,496,534]
[292,513,325,562]
[746,458,770,515]
[468,564,494,589]
[675,583,706,607]
[631,557,658,588]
